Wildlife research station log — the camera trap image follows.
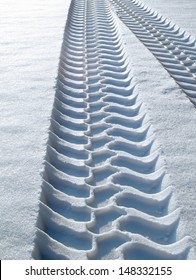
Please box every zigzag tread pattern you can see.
[32,0,191,260]
[109,0,196,106]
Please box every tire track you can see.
[32,0,191,260]
[109,0,196,106]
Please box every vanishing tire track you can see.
[109,0,196,106]
[33,0,191,260]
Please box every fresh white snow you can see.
[0,0,71,259]
[0,0,195,259]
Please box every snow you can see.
[142,0,196,38]
[0,0,196,260]
[0,0,71,259]
[115,0,196,259]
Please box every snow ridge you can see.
[110,0,196,106]
[33,0,191,260]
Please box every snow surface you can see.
[0,0,196,259]
[0,0,71,259]
[114,0,196,259]
[142,0,196,38]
